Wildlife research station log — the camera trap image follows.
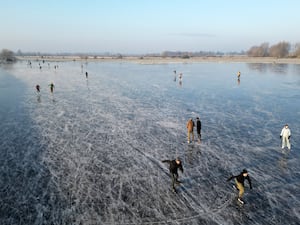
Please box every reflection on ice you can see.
[0,61,300,224]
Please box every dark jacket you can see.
[196,119,201,134]
[162,160,183,175]
[227,172,252,189]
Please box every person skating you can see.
[280,124,291,150]
[186,118,195,143]
[36,84,40,93]
[179,73,183,81]
[85,71,88,79]
[162,158,184,193]
[49,82,55,93]
[227,169,252,204]
[196,117,201,143]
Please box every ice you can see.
[0,61,300,224]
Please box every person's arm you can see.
[227,175,236,182]
[280,128,284,138]
[162,160,171,163]
[179,164,183,173]
[247,176,252,189]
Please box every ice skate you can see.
[237,198,244,204]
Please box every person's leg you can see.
[282,136,285,149]
[192,132,194,142]
[286,137,291,149]
[236,181,244,198]
[171,173,177,192]
[187,131,191,143]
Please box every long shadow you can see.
[0,69,67,224]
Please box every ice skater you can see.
[237,71,241,79]
[162,158,184,193]
[196,117,201,143]
[49,82,55,94]
[280,124,291,150]
[85,71,88,79]
[186,118,195,143]
[227,169,252,204]
[36,84,40,93]
[179,73,183,80]
[173,70,176,81]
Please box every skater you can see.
[186,118,195,143]
[85,71,88,79]
[196,117,201,143]
[237,71,241,79]
[162,158,184,193]
[49,82,55,93]
[179,73,183,80]
[227,169,252,204]
[36,84,40,93]
[280,124,291,150]
[173,70,176,81]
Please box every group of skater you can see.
[163,162,252,204]
[186,117,202,144]
[173,70,183,86]
[28,58,91,97]
[162,70,293,204]
[35,83,55,94]
[162,120,292,204]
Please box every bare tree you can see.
[0,49,16,62]
[294,43,300,57]
[247,42,269,57]
[269,41,290,58]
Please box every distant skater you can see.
[280,124,291,150]
[36,84,40,93]
[162,158,184,193]
[196,117,201,143]
[237,71,241,79]
[173,70,176,81]
[227,169,252,204]
[85,71,88,79]
[186,118,195,143]
[49,82,55,94]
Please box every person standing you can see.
[162,158,184,193]
[196,117,201,143]
[49,82,55,94]
[280,124,291,150]
[186,118,195,143]
[85,71,88,79]
[227,169,252,204]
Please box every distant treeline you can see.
[247,41,300,58]
[2,41,300,61]
[158,51,227,58]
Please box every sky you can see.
[1,0,299,54]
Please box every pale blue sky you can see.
[1,0,299,54]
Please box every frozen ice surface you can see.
[0,61,300,225]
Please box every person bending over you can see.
[227,169,252,204]
[162,158,184,193]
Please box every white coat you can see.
[280,126,291,149]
